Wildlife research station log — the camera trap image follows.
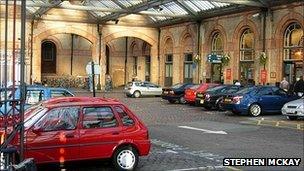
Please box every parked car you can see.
[2,97,150,170]
[221,86,299,116]
[199,85,243,110]
[124,81,162,98]
[184,83,218,104]
[281,97,304,120]
[162,83,195,104]
[0,85,74,116]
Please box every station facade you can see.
[0,2,303,88]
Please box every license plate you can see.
[163,91,168,94]
[224,98,231,103]
[197,94,203,97]
[200,100,204,104]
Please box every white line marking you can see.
[178,126,227,134]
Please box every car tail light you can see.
[205,94,210,101]
[233,96,243,104]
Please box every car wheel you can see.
[179,97,186,104]
[287,116,298,120]
[249,103,262,117]
[113,146,138,171]
[133,91,141,98]
[216,99,224,111]
[168,100,175,104]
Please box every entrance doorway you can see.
[211,63,222,83]
[284,61,303,84]
[41,41,56,74]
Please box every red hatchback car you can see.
[6,97,150,170]
[184,83,219,104]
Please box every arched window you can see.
[210,32,224,83]
[239,29,255,85]
[211,33,223,55]
[240,29,254,61]
[41,41,56,74]
[284,23,303,60]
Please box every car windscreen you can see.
[127,82,133,87]
[190,85,200,90]
[206,85,226,92]
[172,83,183,89]
[235,86,256,94]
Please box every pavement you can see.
[40,89,304,171]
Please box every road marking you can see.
[168,165,241,171]
[178,126,227,134]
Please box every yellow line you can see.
[226,166,242,171]
[297,124,301,130]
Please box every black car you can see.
[196,85,242,110]
[162,83,195,104]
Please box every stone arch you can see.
[103,30,158,84]
[32,27,98,82]
[103,30,157,47]
[206,24,228,52]
[274,12,304,81]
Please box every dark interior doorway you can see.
[41,41,56,74]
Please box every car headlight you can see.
[298,104,304,109]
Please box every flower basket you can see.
[221,53,230,66]
[259,52,267,66]
[194,54,201,64]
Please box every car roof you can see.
[42,97,122,108]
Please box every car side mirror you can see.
[32,127,43,135]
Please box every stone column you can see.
[150,45,158,84]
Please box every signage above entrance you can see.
[207,54,222,63]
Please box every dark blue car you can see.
[162,83,195,104]
[0,85,74,116]
[221,86,299,116]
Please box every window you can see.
[83,107,117,129]
[133,56,138,75]
[258,88,273,95]
[50,90,73,98]
[26,90,44,105]
[212,33,223,55]
[34,107,79,131]
[184,53,193,83]
[240,29,254,61]
[272,87,287,96]
[283,23,303,60]
[145,56,151,81]
[165,54,173,86]
[114,106,134,126]
[41,41,56,74]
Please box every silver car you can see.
[124,81,162,98]
[281,97,304,120]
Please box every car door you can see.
[272,87,289,110]
[79,106,122,159]
[147,83,162,96]
[26,106,80,163]
[257,87,276,111]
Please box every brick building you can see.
[0,0,303,88]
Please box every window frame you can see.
[113,105,135,127]
[283,22,303,61]
[240,29,255,61]
[81,106,120,129]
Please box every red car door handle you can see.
[112,132,119,135]
[65,134,75,138]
